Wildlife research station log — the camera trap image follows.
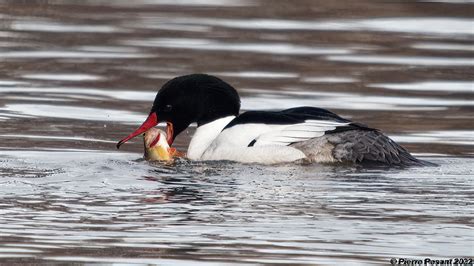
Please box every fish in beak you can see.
[116,112,174,149]
[143,128,173,161]
[143,128,185,161]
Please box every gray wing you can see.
[291,129,431,166]
[330,130,426,166]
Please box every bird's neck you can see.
[187,115,236,160]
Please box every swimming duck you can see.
[118,74,428,166]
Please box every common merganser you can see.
[118,74,430,166]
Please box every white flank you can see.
[193,119,348,164]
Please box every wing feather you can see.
[253,120,350,146]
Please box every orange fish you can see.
[143,128,183,161]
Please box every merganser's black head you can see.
[117,74,240,149]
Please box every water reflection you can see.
[412,42,474,51]
[0,50,153,59]
[240,88,472,111]
[3,104,146,123]
[11,20,124,33]
[0,134,116,144]
[0,87,155,101]
[391,130,474,146]
[22,74,102,81]
[123,38,354,55]
[301,77,358,84]
[84,0,256,7]
[216,71,299,79]
[135,16,474,36]
[326,55,474,66]
[370,81,474,92]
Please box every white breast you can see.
[187,116,236,160]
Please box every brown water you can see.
[0,0,473,264]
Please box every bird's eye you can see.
[163,105,172,112]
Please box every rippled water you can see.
[0,0,473,264]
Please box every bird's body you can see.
[118,74,431,166]
[187,108,424,165]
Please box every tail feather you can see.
[327,130,435,167]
